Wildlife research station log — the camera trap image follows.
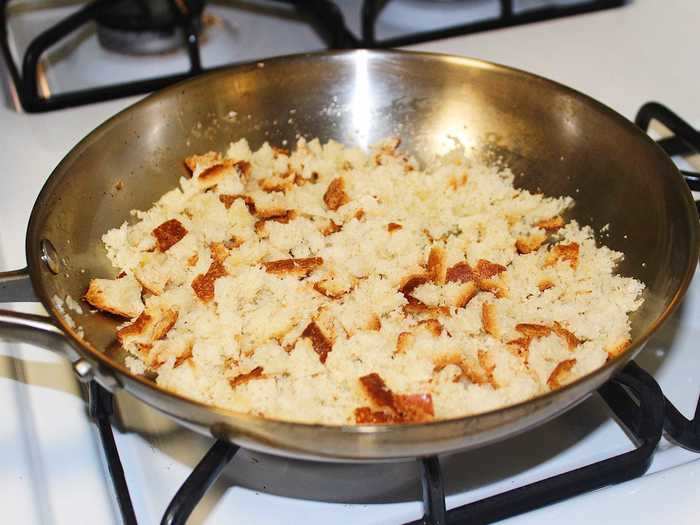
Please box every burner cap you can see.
[96,0,204,55]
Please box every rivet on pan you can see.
[73,359,94,382]
[40,239,60,274]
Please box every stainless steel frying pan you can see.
[0,50,697,461]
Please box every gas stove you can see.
[1,0,623,111]
[1,1,699,524]
[46,101,699,525]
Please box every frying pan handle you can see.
[0,268,118,389]
[0,267,38,302]
[0,269,61,348]
[0,268,61,349]
[0,309,70,355]
[0,308,118,388]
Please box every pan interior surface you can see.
[26,51,698,460]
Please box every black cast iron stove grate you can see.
[89,360,699,525]
[360,0,626,49]
[1,0,627,112]
[636,102,700,214]
[85,101,700,525]
[0,0,357,112]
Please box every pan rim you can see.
[24,49,700,444]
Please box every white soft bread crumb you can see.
[94,137,645,425]
[84,275,144,318]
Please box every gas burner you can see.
[95,0,204,55]
[1,0,626,112]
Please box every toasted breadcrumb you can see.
[547,358,577,389]
[536,215,565,231]
[516,234,546,254]
[395,331,415,355]
[85,275,143,318]
[97,137,644,424]
[323,177,349,210]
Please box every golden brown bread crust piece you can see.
[427,246,447,284]
[478,279,508,298]
[209,242,229,263]
[399,274,431,306]
[366,314,382,331]
[448,173,468,190]
[262,257,323,277]
[313,279,349,299]
[536,216,565,231]
[233,160,252,180]
[552,321,581,350]
[152,309,179,340]
[445,261,473,283]
[355,372,434,424]
[116,308,178,344]
[515,323,552,338]
[229,366,265,388]
[219,194,256,213]
[254,210,297,236]
[481,302,499,337]
[271,146,289,157]
[359,373,394,408]
[198,161,231,184]
[433,353,492,386]
[399,272,451,316]
[84,276,144,318]
[403,303,450,316]
[117,312,152,342]
[354,406,393,424]
[439,257,510,300]
[301,321,334,363]
[446,259,507,284]
[606,338,631,360]
[224,237,244,249]
[506,321,580,362]
[372,137,401,165]
[321,220,342,236]
[174,345,193,368]
[256,208,296,221]
[417,318,443,337]
[184,151,221,173]
[455,282,479,308]
[152,219,188,252]
[477,350,498,388]
[506,337,531,361]
[547,359,577,389]
[191,260,227,302]
[323,177,349,211]
[395,331,414,354]
[516,234,546,254]
[545,242,580,269]
[393,393,435,423]
[188,158,250,187]
[538,279,555,291]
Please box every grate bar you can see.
[88,382,138,525]
[407,362,664,525]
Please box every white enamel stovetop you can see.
[1,1,699,524]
